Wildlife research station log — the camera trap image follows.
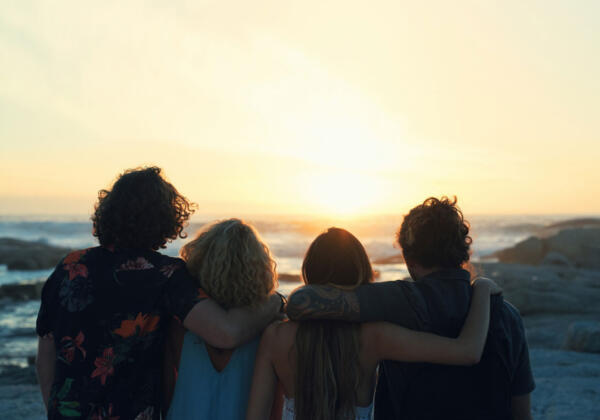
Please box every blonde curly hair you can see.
[180,218,277,309]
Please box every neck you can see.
[411,266,442,281]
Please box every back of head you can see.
[92,166,194,250]
[397,196,472,269]
[295,227,372,420]
[302,227,373,288]
[180,219,276,309]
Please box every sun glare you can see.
[301,171,383,218]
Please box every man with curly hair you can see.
[286,197,535,420]
[35,167,283,420]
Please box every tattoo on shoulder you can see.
[286,286,360,321]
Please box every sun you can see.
[301,170,383,218]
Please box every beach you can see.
[1,215,599,419]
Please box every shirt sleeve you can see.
[507,304,536,395]
[357,280,425,329]
[36,260,65,337]
[162,263,207,322]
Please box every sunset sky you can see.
[1,1,599,217]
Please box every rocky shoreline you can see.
[0,238,70,270]
[1,223,599,420]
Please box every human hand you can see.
[472,276,502,295]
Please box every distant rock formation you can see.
[0,237,70,270]
[479,262,600,316]
[0,281,45,301]
[487,227,600,269]
[544,217,600,232]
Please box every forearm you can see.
[286,285,360,321]
[36,337,56,409]
[457,285,491,362]
[185,294,281,349]
[222,295,281,347]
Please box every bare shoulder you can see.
[261,320,297,348]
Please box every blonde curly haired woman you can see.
[163,219,278,420]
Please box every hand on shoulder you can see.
[471,276,502,295]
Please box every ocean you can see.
[0,213,574,371]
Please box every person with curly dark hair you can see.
[35,166,283,420]
[286,196,535,420]
[91,166,195,251]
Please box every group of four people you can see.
[36,166,534,420]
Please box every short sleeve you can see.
[504,300,535,396]
[36,261,64,337]
[511,319,536,395]
[162,262,207,322]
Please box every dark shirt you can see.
[357,269,535,420]
[36,246,205,420]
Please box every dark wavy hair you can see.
[397,196,471,269]
[92,166,195,250]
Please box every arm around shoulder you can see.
[286,279,413,322]
[365,279,500,366]
[184,294,282,349]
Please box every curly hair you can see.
[397,196,472,269]
[180,219,277,309]
[92,166,195,250]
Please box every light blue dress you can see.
[166,331,260,420]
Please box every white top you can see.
[281,396,374,420]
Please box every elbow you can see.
[465,350,482,366]
[285,289,309,321]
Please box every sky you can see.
[1,1,599,217]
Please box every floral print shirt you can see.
[36,246,205,420]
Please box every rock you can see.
[543,217,600,233]
[0,238,70,270]
[529,348,600,419]
[563,322,600,353]
[491,236,545,265]
[541,251,573,267]
[0,282,45,301]
[545,228,600,270]
[477,263,600,316]
[487,228,600,269]
[522,314,597,349]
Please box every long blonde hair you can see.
[180,219,277,309]
[295,227,373,420]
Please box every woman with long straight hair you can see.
[246,227,500,420]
